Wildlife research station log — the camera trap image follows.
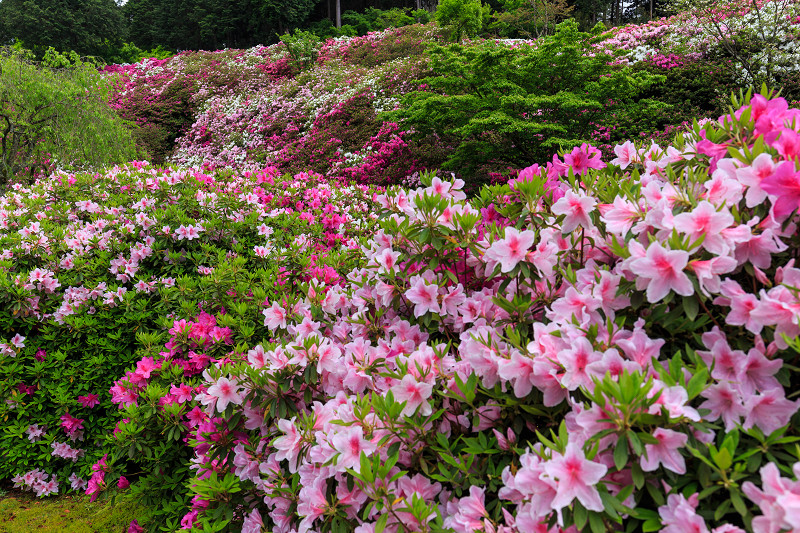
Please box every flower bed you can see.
[0,163,378,515]
[52,90,800,532]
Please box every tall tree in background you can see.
[123,0,320,50]
[0,0,125,59]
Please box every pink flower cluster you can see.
[11,469,59,497]
[169,93,800,532]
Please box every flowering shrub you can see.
[75,90,800,532]
[105,44,295,162]
[169,42,434,183]
[104,3,800,190]
[0,162,378,505]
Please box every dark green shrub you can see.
[384,20,663,186]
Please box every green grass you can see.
[0,488,148,533]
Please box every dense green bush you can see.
[383,20,663,187]
[0,47,141,187]
[435,0,491,41]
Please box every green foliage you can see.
[434,0,491,41]
[0,47,141,188]
[106,43,175,65]
[0,0,125,61]
[280,29,322,70]
[329,7,432,38]
[122,0,321,51]
[384,20,663,186]
[491,0,575,38]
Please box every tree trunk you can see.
[336,0,341,28]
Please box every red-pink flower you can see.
[761,160,800,219]
[77,394,100,408]
[563,143,606,175]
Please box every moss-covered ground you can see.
[0,488,148,533]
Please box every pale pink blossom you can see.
[552,190,597,233]
[484,226,536,273]
[206,377,243,413]
[542,442,607,515]
[628,241,693,303]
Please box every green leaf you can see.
[682,295,699,322]
[614,438,629,471]
[573,500,588,530]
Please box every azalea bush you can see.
[104,3,800,189]
[104,44,296,162]
[170,33,437,183]
[73,89,800,533]
[0,163,378,506]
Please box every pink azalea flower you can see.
[736,152,775,207]
[404,276,441,317]
[274,417,303,472]
[551,190,597,233]
[640,428,688,474]
[297,477,329,533]
[556,337,601,391]
[484,226,536,273]
[699,382,746,431]
[761,160,800,219]
[392,374,434,417]
[611,140,638,169]
[659,493,708,533]
[170,383,194,404]
[743,388,798,435]
[135,357,159,379]
[374,247,401,274]
[598,196,641,235]
[262,302,288,330]
[206,377,243,413]
[563,143,606,175]
[672,201,734,255]
[77,394,100,408]
[331,426,377,471]
[628,241,693,303]
[445,486,489,532]
[10,333,25,348]
[542,442,608,515]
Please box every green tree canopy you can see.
[0,0,125,60]
[122,0,321,51]
[0,47,142,186]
